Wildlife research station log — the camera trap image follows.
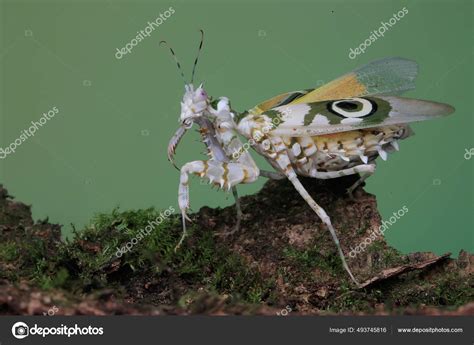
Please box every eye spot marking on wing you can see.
[327,97,377,119]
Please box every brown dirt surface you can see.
[0,177,472,315]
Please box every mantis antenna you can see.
[159,40,187,85]
[190,29,205,84]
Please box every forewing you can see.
[249,57,418,115]
[290,57,419,104]
[267,96,454,137]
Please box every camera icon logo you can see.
[12,321,29,339]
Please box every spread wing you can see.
[249,57,419,115]
[266,96,454,137]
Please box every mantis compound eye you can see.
[192,88,208,105]
[197,89,207,100]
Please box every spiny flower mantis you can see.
[164,31,454,287]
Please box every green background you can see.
[0,0,472,256]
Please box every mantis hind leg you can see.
[260,170,286,180]
[347,170,375,200]
[308,164,375,180]
[306,163,376,201]
[264,138,360,286]
[287,175,361,286]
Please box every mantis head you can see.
[180,83,209,128]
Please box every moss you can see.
[34,266,70,291]
[5,207,271,305]
[365,241,406,268]
[329,291,374,313]
[326,270,473,314]
[356,226,368,236]
[0,236,51,282]
[283,246,343,275]
[382,271,473,309]
[0,241,18,262]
